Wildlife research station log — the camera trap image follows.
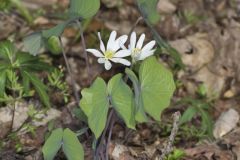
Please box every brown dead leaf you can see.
[185,143,234,160]
[171,33,215,71]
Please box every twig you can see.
[76,20,91,84]
[157,112,181,160]
[59,37,80,103]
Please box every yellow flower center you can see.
[132,48,141,56]
[104,50,115,59]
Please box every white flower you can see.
[86,31,131,70]
[128,32,156,62]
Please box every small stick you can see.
[157,112,181,160]
[59,37,80,103]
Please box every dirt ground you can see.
[1,0,240,159]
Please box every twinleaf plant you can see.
[42,128,84,160]
[80,56,175,138]
[42,30,175,159]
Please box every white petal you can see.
[107,31,117,50]
[97,58,106,64]
[130,32,136,50]
[104,60,112,70]
[142,40,156,52]
[139,49,155,60]
[136,33,145,49]
[114,49,131,58]
[117,35,128,46]
[114,35,128,51]
[111,58,131,66]
[86,49,104,57]
[98,32,106,52]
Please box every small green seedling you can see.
[179,97,213,137]
[0,40,52,107]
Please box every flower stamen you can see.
[104,50,115,59]
[132,48,141,56]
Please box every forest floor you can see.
[1,0,240,159]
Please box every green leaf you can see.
[69,0,100,19]
[73,108,88,123]
[80,78,109,138]
[199,108,213,136]
[125,68,148,122]
[23,32,44,56]
[0,0,11,10]
[23,71,50,107]
[179,106,198,125]
[139,56,175,121]
[108,74,135,129]
[137,0,160,24]
[0,70,7,97]
[42,128,63,160]
[0,40,15,62]
[21,70,30,95]
[62,128,84,160]
[17,52,52,72]
[42,22,69,38]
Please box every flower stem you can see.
[76,20,91,84]
[59,37,80,103]
[128,16,143,37]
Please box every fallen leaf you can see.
[157,0,176,14]
[213,109,240,139]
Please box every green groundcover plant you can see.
[22,0,177,159]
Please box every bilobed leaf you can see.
[0,40,15,62]
[179,106,198,125]
[0,70,7,97]
[23,32,44,56]
[139,56,175,121]
[42,128,63,160]
[79,78,109,138]
[62,128,84,160]
[69,0,100,19]
[125,68,148,122]
[23,71,50,107]
[42,22,69,38]
[108,74,135,129]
